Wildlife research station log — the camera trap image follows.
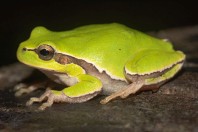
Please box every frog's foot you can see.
[14,83,40,97]
[100,81,144,104]
[14,81,49,97]
[26,89,55,111]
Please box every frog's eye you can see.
[36,44,55,61]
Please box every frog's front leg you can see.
[27,74,102,110]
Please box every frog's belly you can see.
[100,77,128,95]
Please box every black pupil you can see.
[40,49,49,56]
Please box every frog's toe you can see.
[26,97,40,106]
[100,91,125,104]
[14,83,27,91]
[120,93,130,99]
[29,90,69,110]
[14,83,28,97]
[39,102,53,111]
[100,97,115,104]
[26,89,51,106]
[15,88,28,97]
[14,83,41,97]
[100,98,109,104]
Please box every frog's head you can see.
[17,26,67,72]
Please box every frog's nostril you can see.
[22,47,27,51]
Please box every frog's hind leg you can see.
[100,80,145,104]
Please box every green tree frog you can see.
[16,23,185,110]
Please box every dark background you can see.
[0,0,197,66]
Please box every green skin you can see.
[16,23,185,110]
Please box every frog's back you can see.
[53,23,174,80]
